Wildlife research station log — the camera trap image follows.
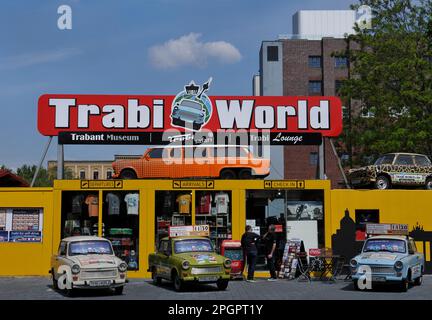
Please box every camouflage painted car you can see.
[348,153,432,190]
[148,236,231,291]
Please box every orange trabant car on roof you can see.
[112,145,270,179]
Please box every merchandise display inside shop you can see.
[195,190,232,251]
[245,189,324,272]
[61,191,140,270]
[155,190,232,252]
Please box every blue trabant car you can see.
[350,235,424,291]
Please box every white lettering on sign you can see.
[215,100,254,129]
[46,98,333,132]
[102,105,125,128]
[49,98,165,129]
[49,98,76,128]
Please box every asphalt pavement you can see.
[0,276,431,300]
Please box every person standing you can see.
[263,225,277,281]
[241,225,260,282]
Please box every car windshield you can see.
[363,239,406,253]
[69,240,113,256]
[174,239,213,254]
[223,248,243,260]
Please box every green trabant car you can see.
[148,236,231,291]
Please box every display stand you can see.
[279,239,306,279]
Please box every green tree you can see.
[16,165,73,187]
[339,0,432,166]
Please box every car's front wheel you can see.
[220,169,236,179]
[400,278,409,292]
[152,267,162,285]
[375,175,391,190]
[425,177,432,190]
[414,275,423,286]
[51,269,58,289]
[119,169,137,179]
[114,286,124,295]
[173,272,184,292]
[216,279,229,290]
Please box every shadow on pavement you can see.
[144,280,224,293]
[47,284,121,298]
[340,282,412,293]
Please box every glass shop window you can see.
[195,191,232,252]
[155,191,192,247]
[246,190,324,272]
[61,191,101,239]
[355,209,379,241]
[102,191,140,270]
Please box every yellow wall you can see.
[0,188,53,276]
[0,179,331,278]
[330,190,432,264]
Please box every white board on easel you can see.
[286,220,318,255]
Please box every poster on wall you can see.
[286,201,323,220]
[9,231,42,242]
[0,209,6,230]
[286,220,318,255]
[0,208,44,243]
[12,209,40,231]
[0,231,8,242]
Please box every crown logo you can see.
[185,81,199,95]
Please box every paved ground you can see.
[0,276,431,300]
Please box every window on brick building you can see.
[308,56,322,68]
[308,81,322,94]
[335,80,344,95]
[335,56,348,68]
[309,152,318,166]
[267,46,279,61]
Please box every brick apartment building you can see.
[255,10,356,188]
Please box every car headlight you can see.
[71,264,81,274]
[350,259,358,268]
[118,262,128,272]
[224,259,232,268]
[182,260,190,270]
[394,261,403,271]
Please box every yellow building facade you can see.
[0,180,431,278]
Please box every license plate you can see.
[373,276,386,282]
[89,280,111,287]
[198,276,218,282]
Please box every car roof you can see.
[62,236,110,242]
[382,152,428,157]
[366,235,410,241]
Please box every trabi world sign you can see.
[37,80,343,145]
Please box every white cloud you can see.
[148,33,242,69]
[0,48,82,70]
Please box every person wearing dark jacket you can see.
[241,225,260,282]
[263,224,277,281]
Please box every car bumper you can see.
[351,274,404,282]
[71,279,126,289]
[182,275,231,283]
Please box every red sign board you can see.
[37,95,343,137]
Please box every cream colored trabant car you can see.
[50,236,128,295]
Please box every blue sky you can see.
[0,0,354,169]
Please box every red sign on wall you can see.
[37,94,343,137]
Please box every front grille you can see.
[191,267,222,275]
[80,268,118,279]
[370,266,395,274]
